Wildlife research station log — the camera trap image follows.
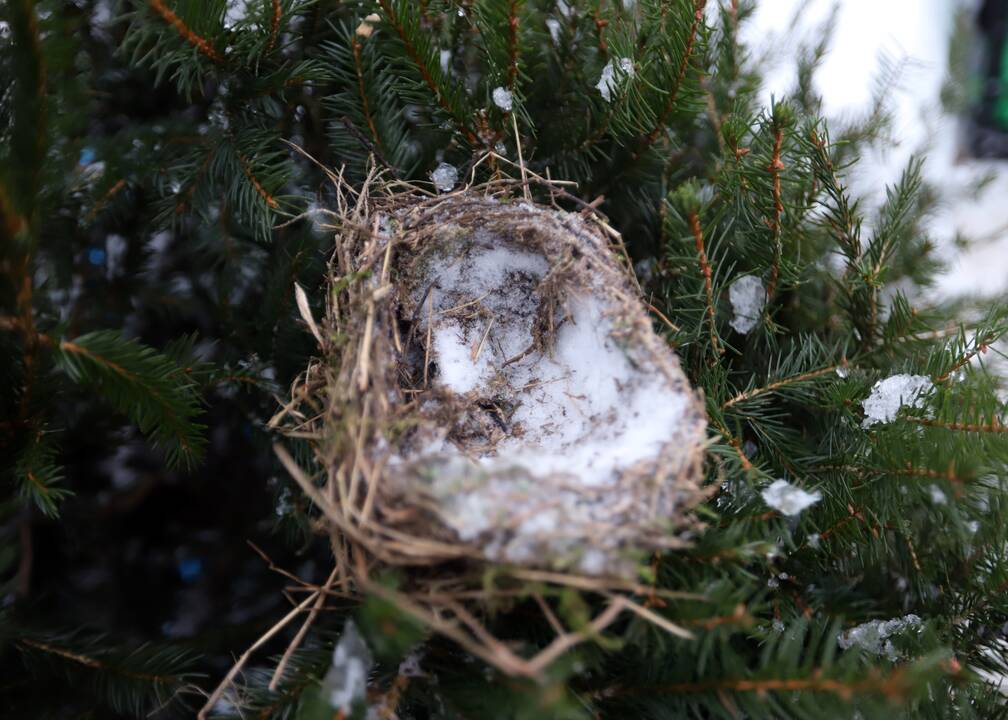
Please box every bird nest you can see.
[272,169,710,676]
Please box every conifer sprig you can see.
[13,625,202,718]
[54,331,206,468]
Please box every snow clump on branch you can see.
[861,374,932,428]
[761,479,821,516]
[596,58,634,102]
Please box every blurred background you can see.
[748,0,1008,300]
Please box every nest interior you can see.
[284,186,708,580]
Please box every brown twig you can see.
[710,416,752,472]
[682,604,752,630]
[689,210,722,356]
[149,0,223,63]
[266,0,282,53]
[506,0,522,89]
[197,591,321,719]
[592,11,609,52]
[644,302,681,334]
[893,462,966,496]
[600,667,912,701]
[351,38,387,161]
[765,126,785,299]
[934,337,992,383]
[905,417,1008,434]
[238,154,279,209]
[269,567,340,691]
[85,178,126,223]
[19,638,177,683]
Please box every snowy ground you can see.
[745,0,1008,299]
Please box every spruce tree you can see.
[2,1,1008,718]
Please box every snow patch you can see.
[492,86,513,112]
[838,615,922,659]
[596,58,634,102]
[861,374,932,428]
[408,228,700,574]
[928,484,947,505]
[761,479,821,516]
[545,18,561,45]
[728,274,766,334]
[321,621,373,714]
[224,0,252,30]
[431,163,459,193]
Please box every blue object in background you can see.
[79,147,97,166]
[87,247,106,266]
[177,557,203,583]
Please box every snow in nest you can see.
[838,615,922,660]
[728,274,766,334]
[596,58,634,102]
[409,229,696,574]
[761,479,821,516]
[861,374,932,428]
[431,163,459,193]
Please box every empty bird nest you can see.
[271,166,710,676]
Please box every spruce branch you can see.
[689,209,723,356]
[506,0,523,89]
[147,0,223,64]
[6,0,47,220]
[5,0,48,476]
[351,35,388,160]
[266,0,283,54]
[238,151,280,209]
[84,178,127,224]
[709,414,754,471]
[766,119,785,299]
[376,0,479,145]
[15,629,201,718]
[721,362,845,410]
[638,0,707,152]
[905,417,1008,434]
[13,428,71,519]
[54,331,206,467]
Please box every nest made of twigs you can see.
[271,166,710,676]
